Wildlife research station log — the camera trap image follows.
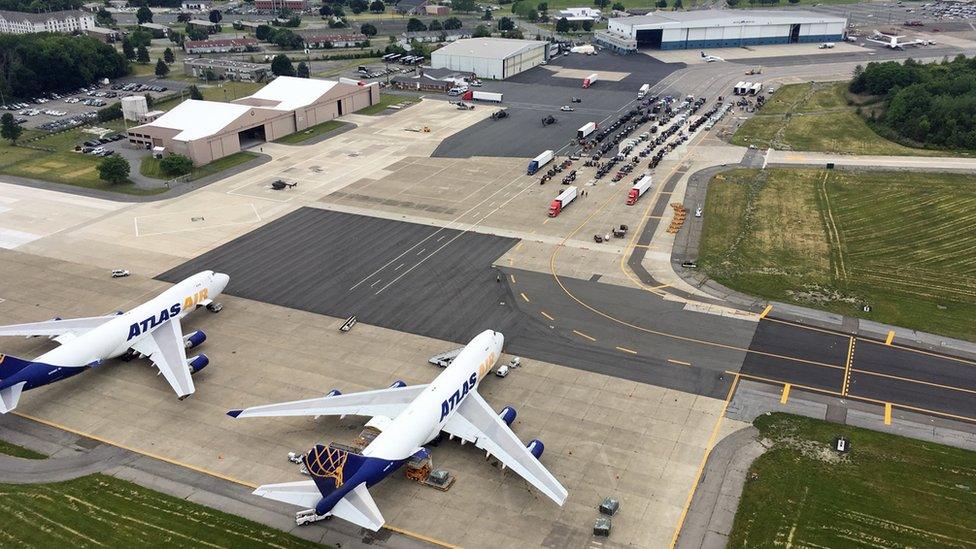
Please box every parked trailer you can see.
[577,122,597,139]
[583,73,598,88]
[472,91,503,102]
[735,81,752,95]
[637,83,650,99]
[527,149,555,175]
[549,186,578,217]
[626,174,653,205]
[749,82,763,95]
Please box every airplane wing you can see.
[442,391,568,506]
[228,384,428,420]
[131,317,194,399]
[0,314,117,341]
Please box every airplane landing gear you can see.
[206,302,223,313]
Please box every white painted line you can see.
[370,279,382,288]
[394,263,404,271]
[417,248,426,255]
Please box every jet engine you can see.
[498,406,517,426]
[527,439,544,459]
[188,354,209,374]
[183,330,207,350]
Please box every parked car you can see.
[111,269,130,278]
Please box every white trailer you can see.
[627,174,653,205]
[749,82,763,96]
[637,83,650,99]
[577,122,597,139]
[549,186,577,217]
[472,91,503,102]
[734,81,748,95]
[583,73,598,88]
[527,149,554,175]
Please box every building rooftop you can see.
[142,100,251,141]
[140,22,169,29]
[0,9,89,22]
[432,38,546,60]
[614,8,846,28]
[241,75,338,111]
[184,57,266,69]
[184,37,258,49]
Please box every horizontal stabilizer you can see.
[252,480,322,509]
[331,483,385,531]
[0,382,26,414]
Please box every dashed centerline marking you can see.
[416,248,426,255]
[394,263,404,271]
[540,311,554,321]
[520,292,530,303]
[370,279,382,288]
[616,346,637,355]
[780,383,791,404]
[667,358,691,366]
[759,305,773,319]
[885,330,895,345]
[573,330,596,342]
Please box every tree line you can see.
[0,0,81,11]
[0,34,128,100]
[850,56,976,150]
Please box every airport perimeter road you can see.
[768,150,976,172]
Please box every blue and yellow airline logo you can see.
[126,289,209,341]
[305,445,348,488]
[440,352,496,421]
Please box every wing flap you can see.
[132,317,194,398]
[229,385,428,420]
[0,315,116,338]
[443,391,568,506]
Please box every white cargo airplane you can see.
[700,51,724,62]
[867,31,921,49]
[227,329,567,531]
[0,271,229,413]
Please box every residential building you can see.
[304,33,368,48]
[183,37,259,54]
[0,9,95,34]
[184,57,269,82]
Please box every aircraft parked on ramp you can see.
[867,31,923,49]
[228,329,567,531]
[0,270,229,413]
[701,51,724,62]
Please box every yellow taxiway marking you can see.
[540,310,554,321]
[509,274,516,284]
[842,337,855,396]
[520,292,530,303]
[573,329,596,342]
[884,403,892,425]
[670,373,740,549]
[667,358,692,366]
[514,241,523,251]
[780,383,792,404]
[885,330,895,345]
[615,346,637,355]
[759,304,773,319]
[543,218,550,225]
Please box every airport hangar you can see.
[126,76,379,166]
[596,9,847,53]
[430,37,548,79]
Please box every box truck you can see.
[734,81,748,95]
[577,122,597,139]
[749,82,763,95]
[527,150,554,175]
[583,73,598,88]
[549,186,578,217]
[637,83,650,99]
[471,91,503,102]
[626,174,653,205]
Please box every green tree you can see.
[256,24,272,40]
[349,0,368,12]
[555,17,569,32]
[594,0,609,7]
[122,40,135,60]
[537,1,547,11]
[97,102,122,122]
[612,2,624,9]
[136,5,152,23]
[271,54,295,76]
[407,18,426,32]
[159,154,193,176]
[208,9,222,23]
[136,44,150,64]
[98,155,130,185]
[361,22,377,36]
[95,8,114,26]
[177,12,191,22]
[656,0,667,6]
[482,8,493,20]
[169,30,185,46]
[443,17,462,29]
[726,0,740,5]
[672,0,682,8]
[473,24,491,37]
[188,84,203,100]
[163,47,174,63]
[0,113,22,145]
[581,19,593,31]
[185,25,209,40]
[154,58,169,77]
[497,16,514,31]
[429,19,442,31]
[453,0,476,11]
[369,0,384,11]
[297,61,310,78]
[319,4,333,16]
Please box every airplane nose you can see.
[213,273,230,293]
[494,331,505,351]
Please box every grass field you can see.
[730,82,967,156]
[0,474,325,547]
[0,440,45,460]
[698,168,976,341]
[357,93,422,115]
[140,152,258,181]
[729,413,976,547]
[275,120,349,144]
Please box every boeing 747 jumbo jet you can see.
[228,329,567,531]
[0,270,229,413]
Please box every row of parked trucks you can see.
[733,81,763,95]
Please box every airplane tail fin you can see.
[0,354,34,379]
[303,444,372,498]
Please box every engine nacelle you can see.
[188,354,209,374]
[388,380,406,389]
[498,406,517,426]
[183,330,207,350]
[326,388,341,398]
[527,439,544,459]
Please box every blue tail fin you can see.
[0,354,34,379]
[303,444,371,497]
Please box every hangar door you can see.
[636,29,663,48]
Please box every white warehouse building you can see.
[597,9,846,53]
[430,38,547,80]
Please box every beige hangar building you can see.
[430,38,548,80]
[127,76,379,165]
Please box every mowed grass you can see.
[357,93,422,115]
[140,152,258,181]
[0,440,46,460]
[729,413,976,547]
[698,168,976,341]
[0,474,325,547]
[730,82,965,156]
[275,120,348,144]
